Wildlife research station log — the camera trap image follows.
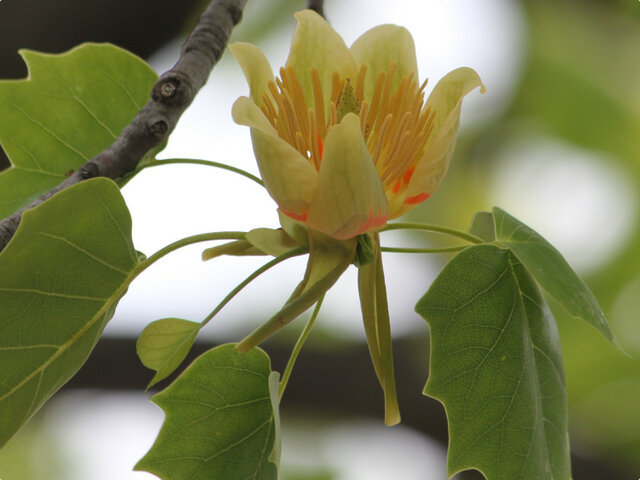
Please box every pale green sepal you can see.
[236,234,357,352]
[306,113,389,239]
[232,95,277,135]
[202,239,264,261]
[357,235,400,426]
[298,230,356,296]
[278,210,310,247]
[246,228,302,257]
[136,318,200,388]
[350,24,418,102]
[405,67,485,202]
[287,10,358,109]
[268,371,282,469]
[229,42,275,108]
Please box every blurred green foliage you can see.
[1,0,639,477]
[417,0,640,470]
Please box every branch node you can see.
[152,76,190,106]
[79,162,100,179]
[149,119,169,138]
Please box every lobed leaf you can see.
[0,43,158,218]
[492,207,618,348]
[0,178,138,448]
[468,211,496,243]
[416,245,570,480]
[136,318,200,388]
[135,344,279,480]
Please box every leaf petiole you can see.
[135,232,247,277]
[139,158,264,187]
[381,222,484,244]
[381,245,469,254]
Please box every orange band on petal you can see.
[404,192,430,205]
[354,210,389,236]
[282,209,308,222]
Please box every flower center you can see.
[259,63,434,198]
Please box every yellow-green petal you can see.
[250,127,318,220]
[404,67,485,204]
[229,42,274,108]
[233,96,317,218]
[306,113,389,239]
[350,24,418,102]
[286,10,358,109]
[231,95,277,134]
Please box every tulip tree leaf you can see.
[0,43,158,219]
[468,211,495,243]
[135,344,279,480]
[0,178,138,449]
[416,245,570,480]
[136,318,201,388]
[492,207,618,348]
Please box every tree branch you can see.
[0,0,248,253]
[306,0,325,18]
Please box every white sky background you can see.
[39,1,637,479]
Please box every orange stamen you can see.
[317,133,323,160]
[260,61,436,218]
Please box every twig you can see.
[0,0,247,253]
[306,0,325,18]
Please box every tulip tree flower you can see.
[227,9,484,426]
[231,9,484,240]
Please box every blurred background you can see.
[1,0,639,478]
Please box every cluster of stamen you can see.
[259,62,435,199]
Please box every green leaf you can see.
[135,344,279,480]
[0,43,158,218]
[0,178,138,449]
[492,207,619,348]
[468,211,495,242]
[136,318,200,388]
[416,245,570,480]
